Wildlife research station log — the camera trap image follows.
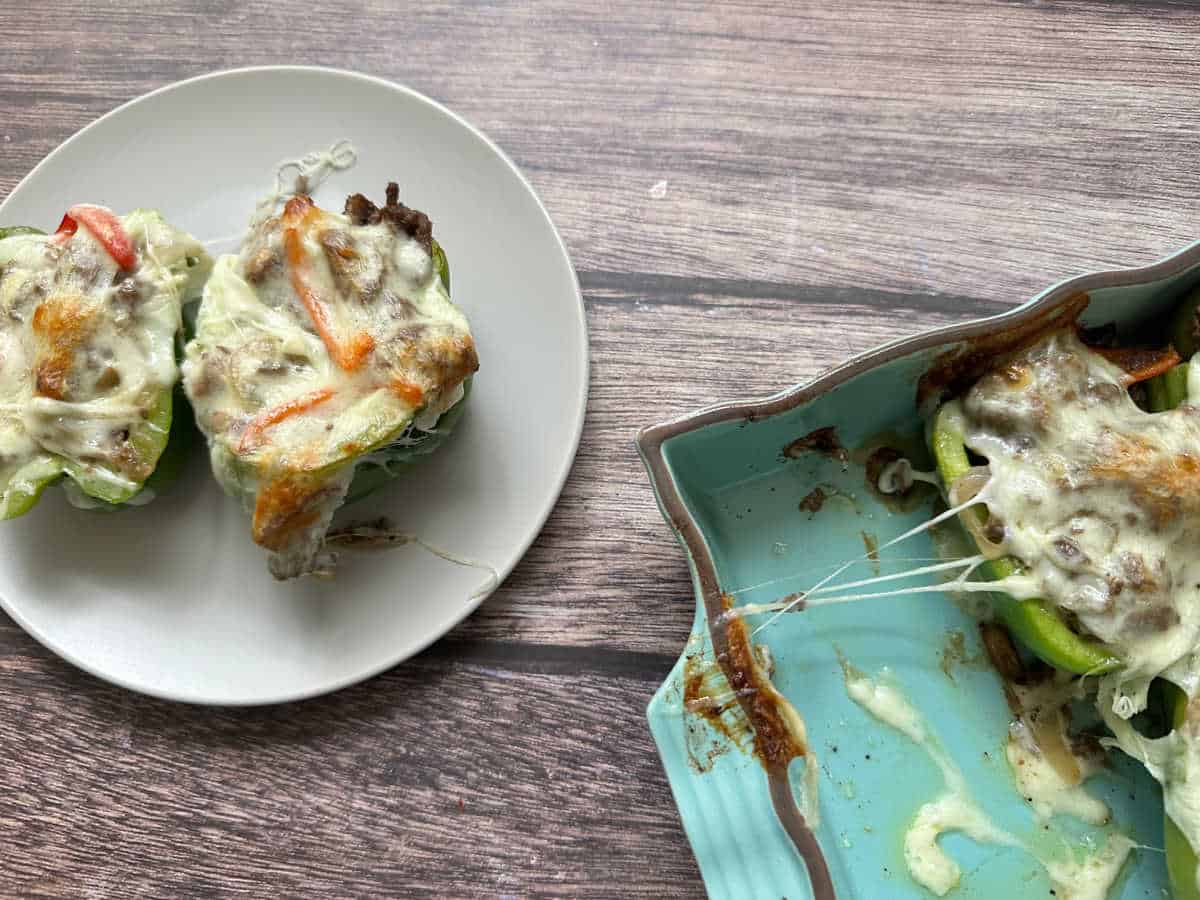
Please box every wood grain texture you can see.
[1,0,1197,896]
[0,631,695,898]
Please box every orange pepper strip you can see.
[389,378,425,407]
[340,331,376,370]
[238,387,335,453]
[1091,345,1182,385]
[282,195,317,224]
[281,197,374,372]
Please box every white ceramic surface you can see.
[0,67,587,704]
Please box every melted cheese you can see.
[1006,722,1108,825]
[1000,676,1112,826]
[904,793,1018,895]
[956,329,1200,683]
[0,210,208,511]
[1099,682,1200,891]
[951,329,1200,884]
[182,193,477,579]
[1044,838,1136,900]
[842,660,1133,899]
[842,660,1018,894]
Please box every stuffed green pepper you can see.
[927,308,1200,898]
[1142,303,1200,900]
[182,184,478,580]
[0,205,210,517]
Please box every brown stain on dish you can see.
[682,652,752,771]
[716,594,809,771]
[860,530,879,561]
[705,607,830,900]
[783,426,849,468]
[799,487,827,517]
[860,530,880,575]
[776,591,807,613]
[855,429,939,513]
[864,446,902,492]
[683,654,749,747]
[686,737,729,773]
[939,629,968,682]
[917,291,1090,409]
[678,598,809,774]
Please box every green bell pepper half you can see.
[0,455,64,519]
[1144,359,1200,900]
[58,385,175,506]
[1171,286,1200,360]
[1147,363,1191,414]
[342,237,469,506]
[0,226,58,518]
[431,238,450,294]
[1146,360,1191,423]
[344,377,472,506]
[929,404,1121,675]
[0,226,45,240]
[930,313,1200,894]
[0,223,196,516]
[1167,683,1200,900]
[76,387,198,512]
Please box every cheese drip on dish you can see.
[951,327,1200,880]
[182,185,477,579]
[1004,675,1110,827]
[0,209,208,512]
[842,660,1133,899]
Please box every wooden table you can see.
[1,2,1196,896]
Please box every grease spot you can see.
[783,426,849,470]
[800,487,827,517]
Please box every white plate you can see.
[0,67,587,704]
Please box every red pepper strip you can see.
[51,205,137,271]
[1091,345,1181,385]
[238,387,336,453]
[282,212,374,372]
[51,213,78,244]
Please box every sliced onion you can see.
[962,511,1009,560]
[877,458,913,495]
[948,465,991,507]
[1030,708,1083,786]
[948,466,1007,559]
[1010,676,1086,787]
